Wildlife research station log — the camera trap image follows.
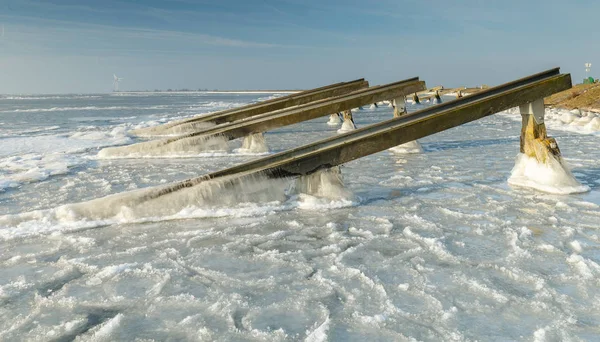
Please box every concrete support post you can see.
[519,99,561,163]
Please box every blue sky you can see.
[0,0,597,93]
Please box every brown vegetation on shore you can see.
[544,83,600,111]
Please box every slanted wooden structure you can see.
[134,68,571,200]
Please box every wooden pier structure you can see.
[131,79,369,135]
[168,78,424,141]
[104,77,426,156]
[132,68,572,200]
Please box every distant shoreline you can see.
[0,90,302,96]
[117,90,301,94]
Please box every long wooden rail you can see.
[134,68,571,200]
[131,78,369,135]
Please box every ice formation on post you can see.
[97,134,230,158]
[293,166,353,200]
[239,133,269,153]
[388,97,423,154]
[0,172,291,229]
[130,120,216,137]
[337,110,357,133]
[508,99,589,194]
[327,113,341,126]
[431,90,442,104]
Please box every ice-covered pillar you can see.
[389,97,422,153]
[392,97,407,118]
[342,110,353,122]
[519,99,561,163]
[327,113,341,125]
[337,109,357,133]
[433,90,442,104]
[412,93,420,104]
[509,98,588,194]
[241,132,269,153]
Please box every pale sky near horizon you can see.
[0,0,597,94]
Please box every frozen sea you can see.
[1,91,599,341]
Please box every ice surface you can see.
[0,153,82,191]
[502,107,600,135]
[0,105,170,113]
[1,93,599,341]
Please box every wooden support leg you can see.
[519,99,561,163]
